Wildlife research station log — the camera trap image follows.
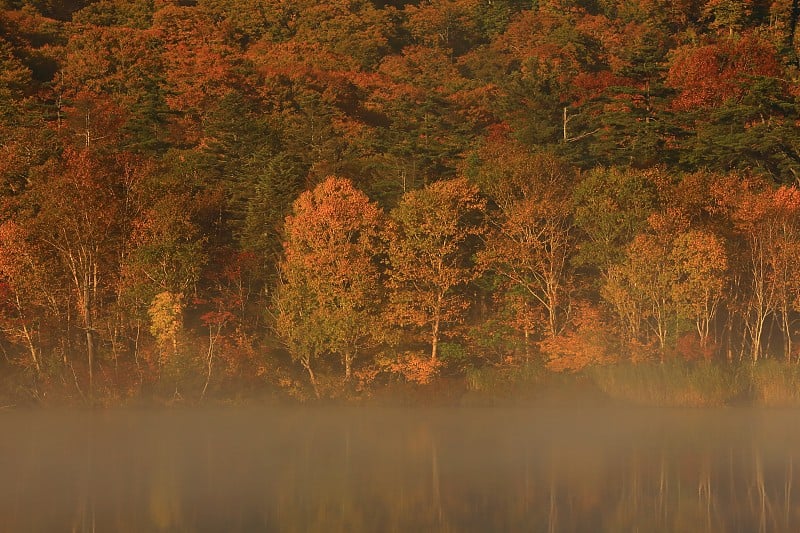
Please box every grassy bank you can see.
[6,352,800,408]
[589,360,746,407]
[461,358,800,408]
[749,359,800,406]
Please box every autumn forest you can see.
[1,0,800,405]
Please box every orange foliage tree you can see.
[768,187,800,361]
[671,229,728,350]
[711,176,798,361]
[475,140,575,339]
[603,210,688,350]
[151,3,240,141]
[605,206,727,355]
[540,301,615,373]
[25,149,123,394]
[0,221,57,374]
[385,177,486,362]
[274,177,384,396]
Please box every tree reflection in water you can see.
[1,408,799,532]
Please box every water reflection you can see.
[1,408,799,532]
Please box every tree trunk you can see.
[782,305,793,363]
[751,313,766,363]
[344,352,353,382]
[21,323,40,375]
[547,298,557,339]
[201,324,220,401]
[697,317,707,350]
[524,328,530,362]
[83,282,94,399]
[14,293,40,374]
[86,328,94,398]
[431,325,439,362]
[303,358,320,399]
[655,304,668,350]
[431,293,442,362]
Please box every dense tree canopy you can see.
[1,0,800,403]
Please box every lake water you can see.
[1,407,799,532]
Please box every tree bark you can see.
[431,293,442,362]
[21,323,40,375]
[781,304,793,363]
[201,323,221,401]
[303,358,320,399]
[344,352,353,382]
[83,281,94,399]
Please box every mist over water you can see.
[1,407,799,532]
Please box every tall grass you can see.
[463,356,800,407]
[590,359,745,407]
[465,362,546,393]
[750,359,800,406]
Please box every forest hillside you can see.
[1,0,799,405]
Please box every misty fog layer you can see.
[2,407,799,532]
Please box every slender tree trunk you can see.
[201,323,221,401]
[83,281,94,399]
[431,324,439,362]
[547,292,557,339]
[86,329,94,397]
[63,244,98,400]
[344,352,353,382]
[303,358,320,399]
[751,314,766,363]
[654,304,668,351]
[431,292,442,362]
[22,323,40,375]
[134,320,141,372]
[524,328,530,362]
[13,293,41,374]
[697,318,707,350]
[782,304,793,363]
[750,285,768,362]
[22,322,42,374]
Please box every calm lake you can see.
[1,407,799,532]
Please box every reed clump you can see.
[590,359,744,407]
[750,359,800,406]
[465,362,546,393]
